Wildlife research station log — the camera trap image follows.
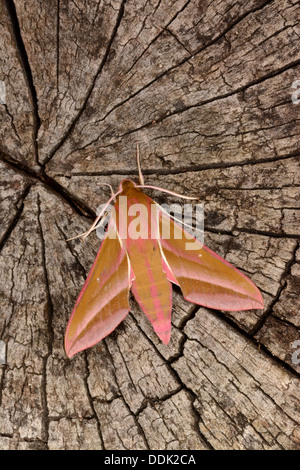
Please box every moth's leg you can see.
[99,183,115,201]
[66,190,122,242]
[136,142,145,186]
[66,212,108,242]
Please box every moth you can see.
[65,146,263,357]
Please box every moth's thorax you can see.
[119,179,138,194]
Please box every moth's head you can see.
[119,179,137,193]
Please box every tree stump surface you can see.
[0,0,299,450]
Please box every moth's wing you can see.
[159,212,264,311]
[130,247,173,345]
[65,221,131,357]
[120,194,172,344]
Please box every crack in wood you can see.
[205,225,299,240]
[50,152,300,178]
[0,184,31,253]
[186,305,300,381]
[41,0,277,166]
[124,0,193,75]
[4,0,41,167]
[2,103,21,143]
[181,327,300,446]
[37,194,54,448]
[251,240,300,337]
[0,153,94,219]
[82,352,105,449]
[80,0,276,135]
[127,312,216,447]
[117,58,300,138]
[42,0,127,167]
[56,0,60,91]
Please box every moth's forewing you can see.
[65,220,131,357]
[115,185,172,344]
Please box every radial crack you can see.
[4,0,41,166]
[37,193,54,448]
[250,240,300,336]
[43,0,127,166]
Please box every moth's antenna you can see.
[155,202,198,231]
[136,184,198,201]
[136,142,144,186]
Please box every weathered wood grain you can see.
[174,308,300,449]
[0,0,299,450]
[0,0,36,166]
[255,246,300,374]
